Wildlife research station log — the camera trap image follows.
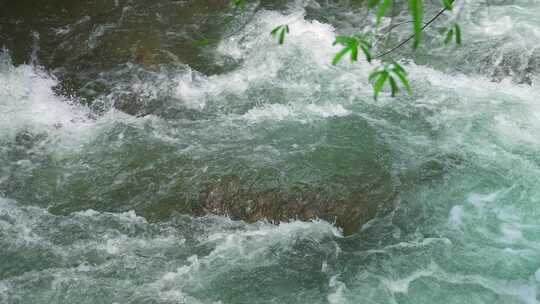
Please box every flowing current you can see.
[1,0,540,303]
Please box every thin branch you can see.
[374,0,455,59]
[383,20,424,34]
[374,20,428,48]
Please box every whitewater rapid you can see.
[1,0,540,303]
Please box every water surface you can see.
[1,0,540,303]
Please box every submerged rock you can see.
[481,46,540,85]
[144,172,396,236]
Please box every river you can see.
[1,0,540,303]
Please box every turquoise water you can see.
[1,0,540,303]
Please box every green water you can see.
[1,0,540,303]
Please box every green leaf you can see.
[454,24,461,45]
[332,47,351,65]
[437,27,448,35]
[279,29,286,44]
[332,35,373,65]
[271,25,289,45]
[232,0,246,9]
[373,71,389,100]
[443,24,461,46]
[368,69,384,82]
[444,28,454,44]
[359,38,372,49]
[369,70,385,81]
[271,25,281,35]
[361,45,372,63]
[442,0,453,10]
[368,0,381,8]
[371,61,412,99]
[408,0,423,49]
[376,0,392,26]
[392,62,407,76]
[392,69,411,94]
[333,36,351,46]
[195,38,214,46]
[350,44,358,62]
[389,76,399,97]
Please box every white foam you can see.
[449,205,464,227]
[98,237,124,254]
[0,197,47,246]
[174,9,363,111]
[242,103,350,122]
[327,275,347,304]
[475,15,514,36]
[438,270,539,304]
[174,63,276,110]
[0,52,152,152]
[500,223,524,244]
[197,219,342,271]
[305,104,351,118]
[467,192,499,209]
[0,53,94,141]
[382,265,436,294]
[242,104,295,122]
[407,63,540,102]
[217,10,337,66]
[0,282,9,303]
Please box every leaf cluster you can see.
[369,61,411,99]
[368,0,393,26]
[271,25,290,45]
[229,0,463,100]
[332,34,373,65]
[444,23,462,45]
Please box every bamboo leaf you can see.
[271,25,281,36]
[361,45,372,63]
[279,29,286,44]
[389,76,399,97]
[333,35,373,65]
[454,24,461,45]
[442,0,453,10]
[392,69,411,94]
[368,0,381,8]
[392,62,407,75]
[376,0,392,26]
[444,28,454,44]
[373,72,389,100]
[333,36,348,46]
[408,0,423,49]
[359,37,372,49]
[350,44,358,62]
[195,38,214,46]
[332,47,351,65]
[369,70,385,81]
[232,0,246,9]
[271,25,289,45]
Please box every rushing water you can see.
[1,0,540,303]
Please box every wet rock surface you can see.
[144,173,396,236]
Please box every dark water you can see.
[1,0,540,303]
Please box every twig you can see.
[374,0,455,59]
[374,20,428,48]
